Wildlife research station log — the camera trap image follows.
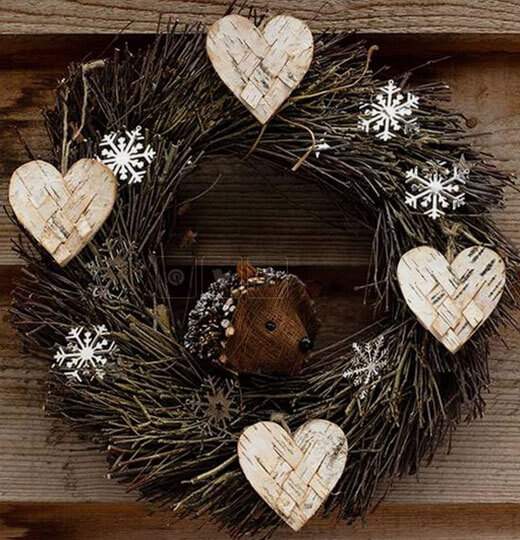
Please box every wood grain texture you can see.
[1,29,520,539]
[238,420,348,530]
[0,503,518,540]
[1,503,519,540]
[9,159,117,266]
[207,15,313,124]
[397,246,506,353]
[1,266,520,505]
[3,1,520,34]
[2,38,520,266]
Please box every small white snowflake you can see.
[343,336,388,400]
[358,80,419,141]
[52,325,118,382]
[405,158,469,220]
[314,138,331,158]
[98,126,156,184]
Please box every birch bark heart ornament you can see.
[238,420,348,531]
[397,246,506,353]
[11,23,520,538]
[206,14,314,124]
[9,159,117,266]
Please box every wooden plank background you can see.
[1,503,519,540]
[1,1,520,34]
[1,2,520,538]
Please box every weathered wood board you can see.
[2,2,520,34]
[2,331,520,505]
[238,420,348,530]
[1,503,519,540]
[1,265,520,507]
[1,9,520,538]
[397,246,506,353]
[206,15,313,124]
[1,38,520,266]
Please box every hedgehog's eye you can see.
[265,320,277,332]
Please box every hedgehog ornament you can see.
[184,263,320,375]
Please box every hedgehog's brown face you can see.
[223,276,320,375]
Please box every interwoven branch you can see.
[9,18,520,539]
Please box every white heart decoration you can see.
[397,246,506,353]
[9,159,117,266]
[206,14,314,124]
[237,419,348,531]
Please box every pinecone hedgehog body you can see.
[184,266,320,375]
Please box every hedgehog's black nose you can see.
[299,336,314,353]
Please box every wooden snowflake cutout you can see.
[185,376,239,437]
[86,238,144,301]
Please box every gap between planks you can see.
[1,40,520,265]
[1,264,520,505]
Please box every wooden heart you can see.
[397,246,506,353]
[206,14,313,124]
[238,420,348,531]
[9,159,117,267]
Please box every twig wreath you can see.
[8,8,520,538]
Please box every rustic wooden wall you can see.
[1,1,520,33]
[1,2,520,538]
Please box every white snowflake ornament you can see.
[358,80,419,141]
[405,158,469,220]
[343,336,388,400]
[52,325,118,382]
[98,126,156,184]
